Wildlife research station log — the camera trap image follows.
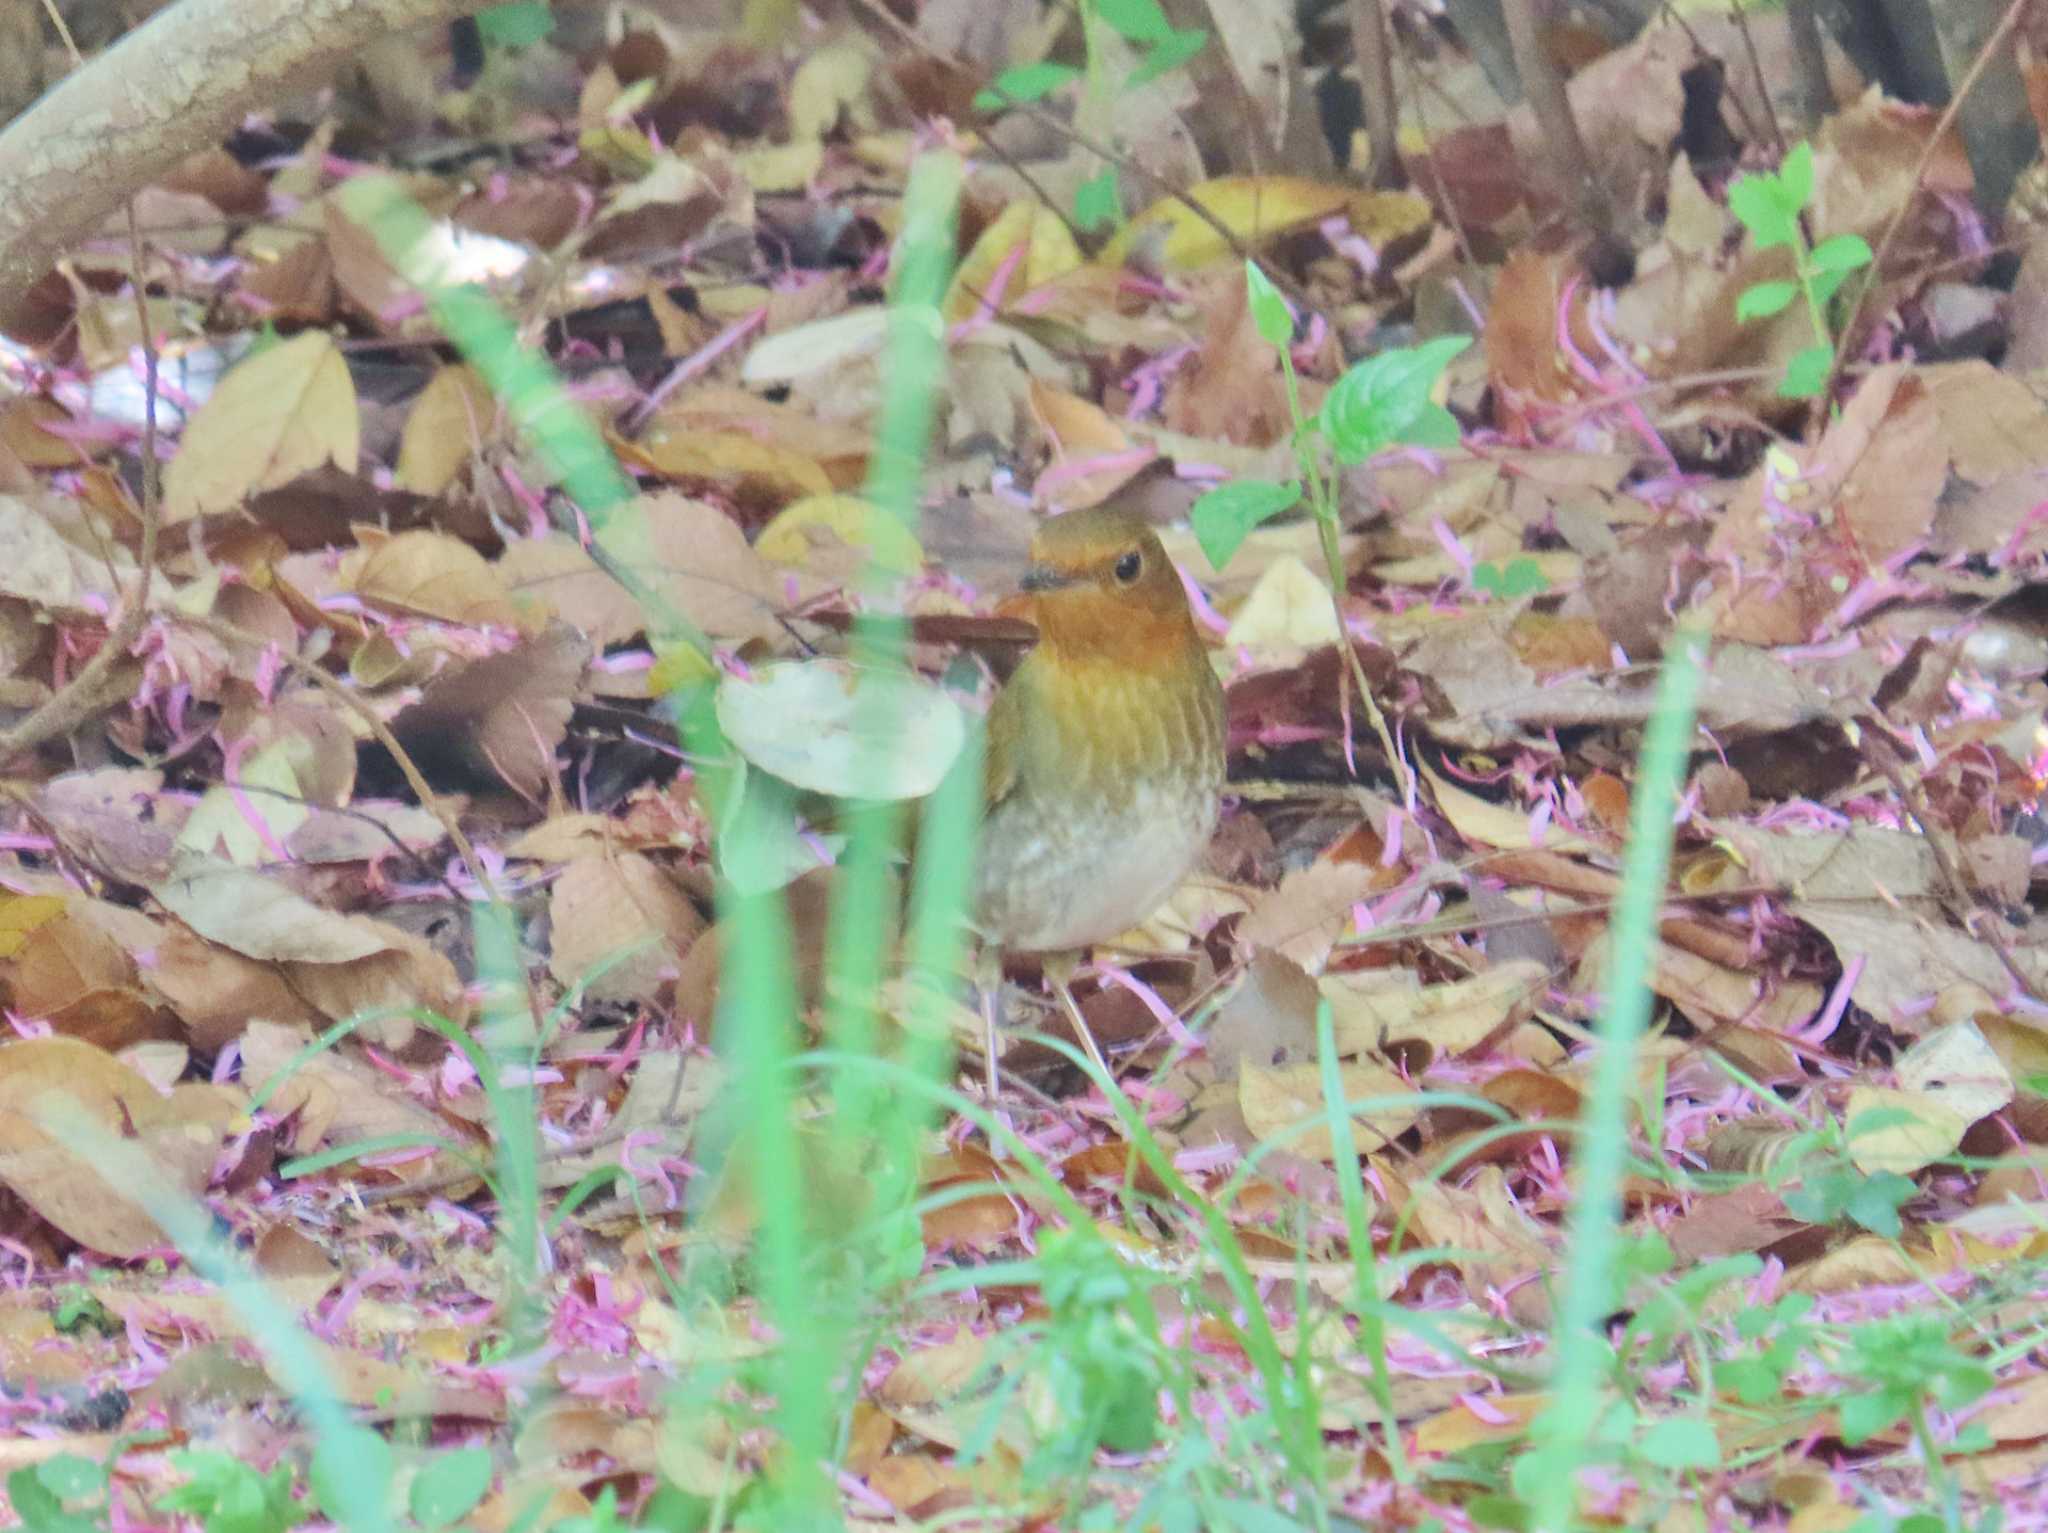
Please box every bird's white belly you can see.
[978,781,1215,953]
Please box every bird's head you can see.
[1005,505,1205,669]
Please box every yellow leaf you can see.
[1238,1057,1417,1159]
[619,427,833,506]
[176,741,309,866]
[648,638,715,695]
[0,894,67,959]
[1413,1392,1547,1453]
[1420,762,1599,854]
[735,140,824,194]
[1028,379,1149,511]
[1844,1085,1968,1177]
[346,528,522,629]
[1100,176,1354,271]
[164,333,360,522]
[579,120,657,179]
[945,201,1084,324]
[1348,188,1435,248]
[756,494,924,572]
[1222,555,1341,661]
[787,41,873,141]
[395,364,493,495]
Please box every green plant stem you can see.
[821,148,960,1135]
[1266,333,1411,804]
[1526,621,1707,1533]
[814,153,966,1471]
[1316,998,1411,1482]
[1057,1040,1330,1504]
[1790,233,1833,357]
[472,897,545,1348]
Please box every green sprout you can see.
[1728,141,1872,399]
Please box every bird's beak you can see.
[1018,563,1076,593]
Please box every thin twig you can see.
[1862,737,2045,1008]
[176,611,503,904]
[0,224,164,764]
[1501,0,1611,233]
[1349,0,1401,190]
[1656,2,1767,152]
[34,0,80,61]
[848,0,1324,317]
[1724,0,1787,157]
[1391,18,1481,276]
[1823,0,2036,402]
[357,1109,674,1206]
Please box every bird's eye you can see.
[1113,549,1143,584]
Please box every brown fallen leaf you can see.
[0,1035,236,1257]
[163,332,360,523]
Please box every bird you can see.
[972,502,1228,1094]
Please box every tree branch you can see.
[0,0,492,329]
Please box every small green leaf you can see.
[1950,1422,1995,1454]
[1130,27,1208,85]
[1190,479,1302,570]
[1726,175,1796,248]
[1836,1388,1903,1446]
[973,61,1081,112]
[1074,168,1120,232]
[309,1427,393,1525]
[157,1452,302,1533]
[1244,260,1293,348]
[476,1,554,48]
[1779,343,1832,398]
[1735,280,1797,322]
[34,1458,106,1503]
[1471,557,1547,599]
[9,1466,95,1533]
[1807,268,1853,307]
[409,1446,493,1529]
[1808,232,1872,273]
[1317,335,1470,463]
[1719,1357,1780,1405]
[1778,141,1814,209]
[1463,1494,1532,1531]
[1399,400,1463,451]
[1637,1417,1720,1470]
[1843,1173,1914,1237]
[1093,0,1175,44]
[1931,1356,1997,1411]
[1214,1502,1313,1533]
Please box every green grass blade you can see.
[1525,622,1708,1531]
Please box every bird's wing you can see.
[982,667,1022,812]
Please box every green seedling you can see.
[1189,259,1468,798]
[405,1446,494,1531]
[52,1283,119,1337]
[1728,141,1872,399]
[1028,1224,1169,1471]
[1472,557,1548,600]
[155,1450,306,1533]
[1838,1311,1995,1448]
[9,1454,111,1533]
[975,0,1207,231]
[1720,1293,1820,1407]
[1190,262,1467,576]
[1754,1108,1918,1238]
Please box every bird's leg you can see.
[974,944,1008,1112]
[1041,950,1114,1089]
